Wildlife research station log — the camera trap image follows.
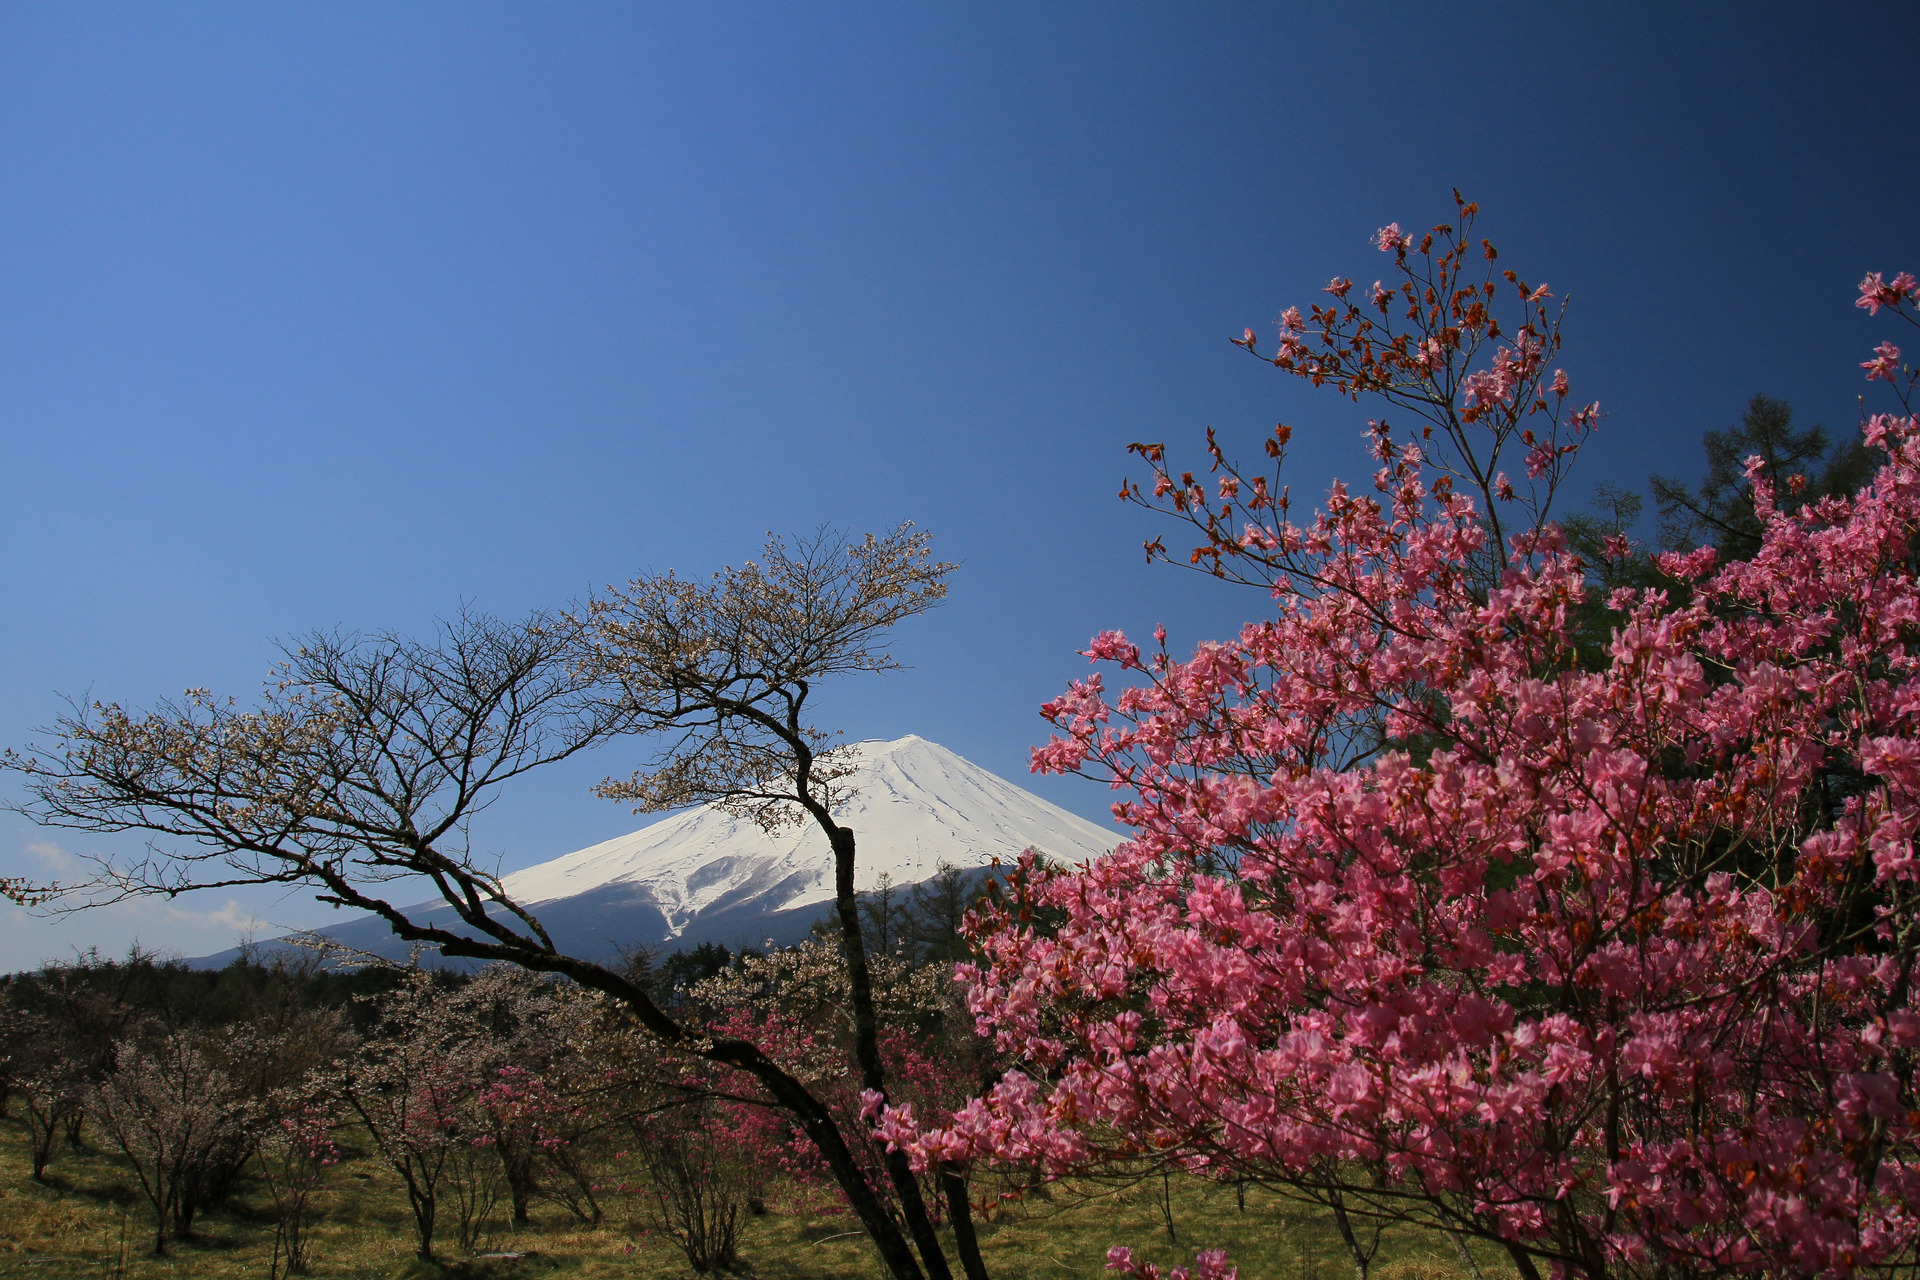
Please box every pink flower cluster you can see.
[278,1106,342,1167]
[1858,272,1919,315]
[1864,341,1904,382]
[878,263,1920,1276]
[1106,1245,1236,1280]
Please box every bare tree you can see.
[7,532,972,1280]
[904,861,982,965]
[861,871,905,956]
[7,611,624,920]
[581,524,969,1280]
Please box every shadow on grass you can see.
[18,1162,140,1211]
[391,1253,568,1280]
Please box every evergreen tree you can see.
[1649,393,1874,559]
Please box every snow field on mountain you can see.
[498,735,1119,940]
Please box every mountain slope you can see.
[501,735,1116,929]
[197,735,1118,966]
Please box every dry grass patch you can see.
[0,1113,1506,1279]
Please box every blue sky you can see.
[1,2,1914,969]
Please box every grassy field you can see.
[0,1112,1499,1279]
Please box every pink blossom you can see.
[1858,270,1918,314]
[1461,369,1506,412]
[1863,341,1902,382]
[890,245,1920,1278]
[1192,1250,1236,1280]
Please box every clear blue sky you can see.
[2,2,1914,969]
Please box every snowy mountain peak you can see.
[498,736,1119,939]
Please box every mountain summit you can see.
[201,736,1118,966]
[501,735,1117,933]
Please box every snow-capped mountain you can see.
[197,736,1118,966]
[502,735,1116,932]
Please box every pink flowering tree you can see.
[255,1095,342,1277]
[336,971,489,1262]
[681,941,988,1231]
[477,1065,601,1223]
[876,204,1920,1279]
[451,965,615,1226]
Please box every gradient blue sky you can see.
[2,3,1914,970]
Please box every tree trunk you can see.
[829,823,956,1280]
[942,1171,992,1280]
[1327,1190,1376,1280]
[1503,1241,1544,1280]
[718,1028,929,1280]
[28,1124,55,1181]
[411,1190,436,1262]
[1448,1230,1487,1280]
[502,1144,535,1224]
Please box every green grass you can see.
[0,1111,1503,1279]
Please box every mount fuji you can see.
[198,736,1119,967]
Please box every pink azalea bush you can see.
[877,202,1920,1278]
[685,940,986,1220]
